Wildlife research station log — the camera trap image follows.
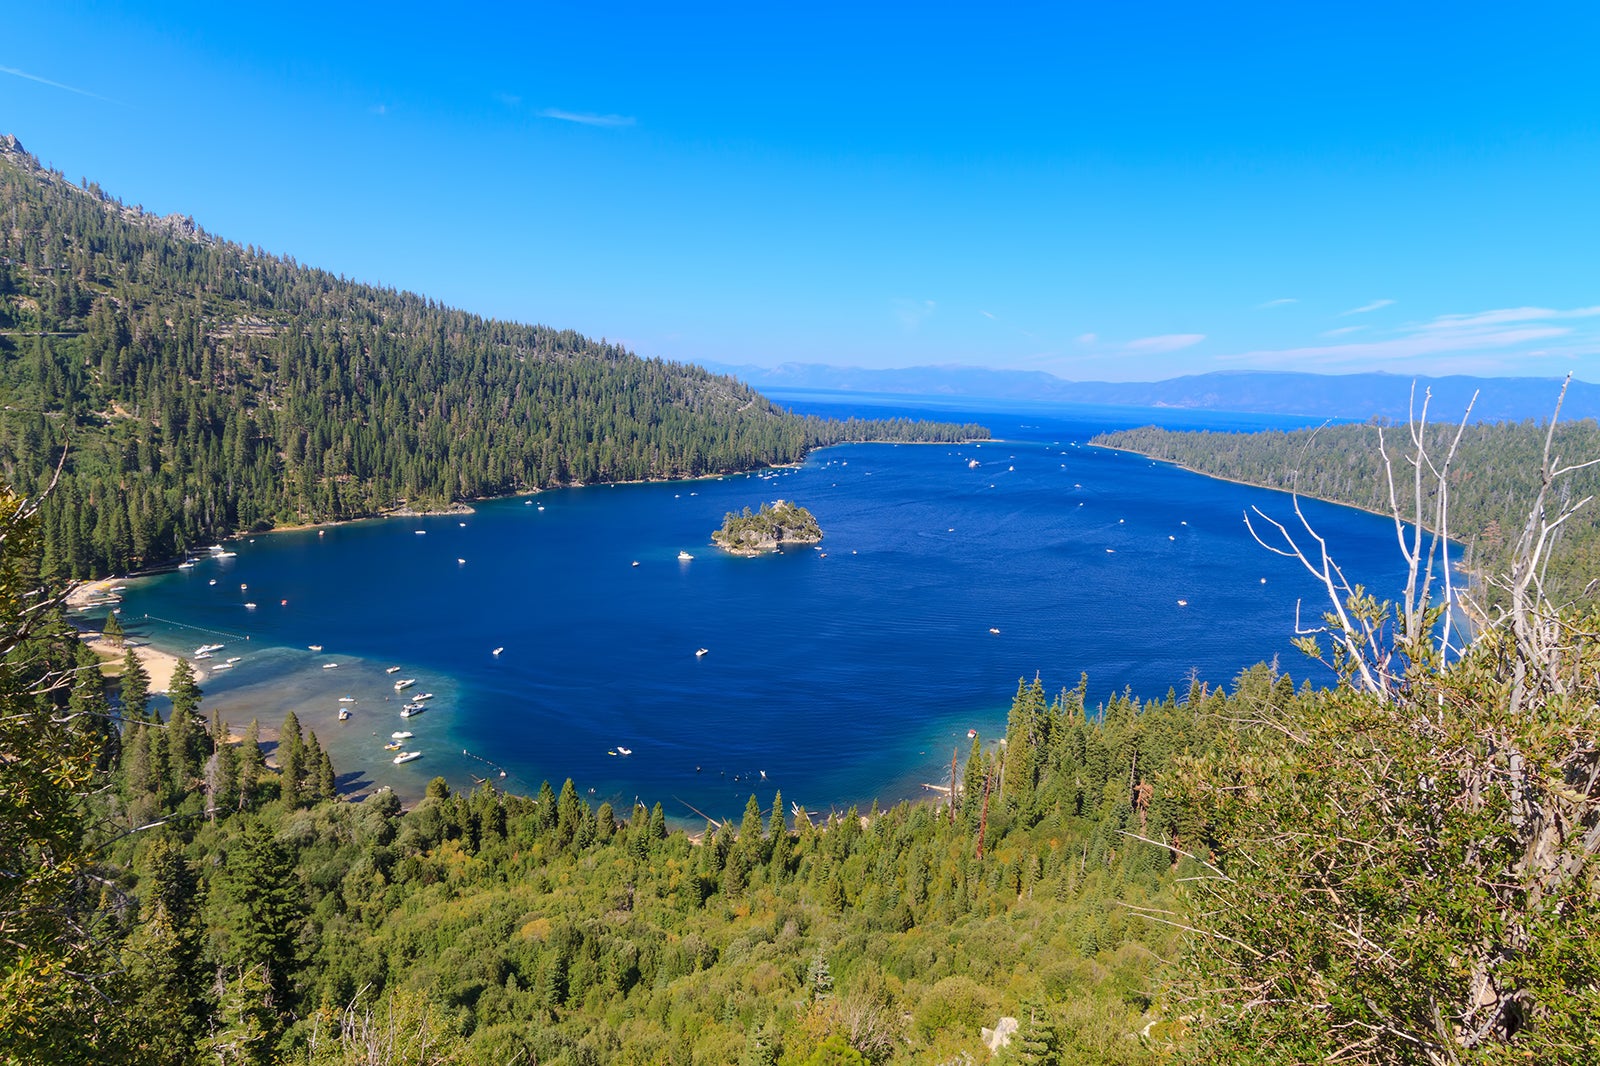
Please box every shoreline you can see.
[86,435,988,571]
[67,580,185,692]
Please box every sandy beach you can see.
[67,578,185,693]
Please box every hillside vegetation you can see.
[0,136,984,580]
[1092,415,1600,607]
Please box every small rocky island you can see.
[712,500,823,555]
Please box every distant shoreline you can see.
[101,437,988,574]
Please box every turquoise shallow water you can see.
[101,401,1410,823]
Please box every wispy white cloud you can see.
[1076,333,1098,344]
[0,64,116,103]
[893,298,937,331]
[538,107,636,128]
[979,310,995,319]
[1412,305,1600,332]
[494,92,523,107]
[1341,298,1396,316]
[369,103,389,117]
[1321,325,1366,338]
[1126,333,1205,354]
[1216,304,1600,375]
[1257,298,1297,309]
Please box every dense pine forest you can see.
[1092,416,1600,607]
[0,136,983,580]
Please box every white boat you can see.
[210,662,233,671]
[244,602,256,609]
[323,663,338,669]
[678,551,694,560]
[400,705,425,718]
[225,657,241,664]
[338,696,356,703]
[338,708,350,720]
[194,651,213,660]
[616,746,633,756]
[196,643,225,655]
[411,693,434,702]
[208,544,224,553]
[393,751,422,764]
[240,583,248,589]
[209,579,217,585]
[492,647,503,656]
[386,666,402,673]
[384,741,400,750]
[394,678,416,690]
[216,551,237,558]
[631,561,639,567]
[391,730,414,740]
[308,644,323,652]
[177,561,195,569]
[989,627,1001,634]
[695,648,709,657]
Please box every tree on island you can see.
[712,500,823,555]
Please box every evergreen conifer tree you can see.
[278,711,304,807]
[236,719,263,810]
[126,838,209,1063]
[212,714,239,816]
[118,647,150,730]
[216,818,302,1003]
[166,657,203,789]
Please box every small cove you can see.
[102,400,1409,824]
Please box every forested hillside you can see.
[0,136,984,579]
[1091,416,1600,607]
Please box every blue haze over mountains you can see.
[705,365,1600,423]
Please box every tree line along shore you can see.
[0,142,985,582]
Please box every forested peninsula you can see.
[1092,416,1600,607]
[0,136,984,580]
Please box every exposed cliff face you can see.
[712,499,822,555]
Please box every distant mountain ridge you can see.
[703,362,1600,423]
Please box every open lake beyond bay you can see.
[106,399,1410,824]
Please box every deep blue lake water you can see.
[104,399,1408,824]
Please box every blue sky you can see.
[4,2,1598,382]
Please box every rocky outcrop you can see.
[712,499,823,555]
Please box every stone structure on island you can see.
[712,500,823,555]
